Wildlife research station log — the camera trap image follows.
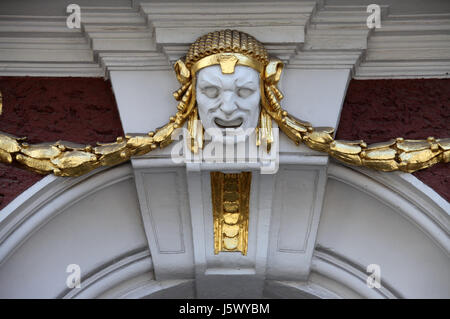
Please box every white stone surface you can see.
[267,165,328,281]
[133,165,195,280]
[109,68,350,148]
[1,161,448,298]
[0,166,149,298]
[109,70,179,135]
[316,174,450,298]
[0,0,449,78]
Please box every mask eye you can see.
[203,86,219,98]
[237,87,254,98]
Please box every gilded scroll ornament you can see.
[0,29,448,176]
[211,172,251,255]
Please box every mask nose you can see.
[220,91,238,116]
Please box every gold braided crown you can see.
[185,29,269,69]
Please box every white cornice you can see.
[356,13,450,79]
[0,1,448,78]
[140,1,316,64]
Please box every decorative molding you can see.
[188,169,271,298]
[0,0,449,299]
[267,164,328,281]
[327,162,450,255]
[61,250,153,299]
[311,248,399,299]
[100,278,195,299]
[356,13,450,78]
[140,1,316,64]
[141,171,186,254]
[276,169,318,253]
[132,164,195,280]
[210,172,251,255]
[264,279,342,299]
[265,248,400,298]
[0,1,448,78]
[0,14,102,77]
[0,164,134,266]
[81,5,170,73]
[350,165,450,231]
[61,248,193,299]
[290,4,379,70]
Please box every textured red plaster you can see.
[336,79,450,202]
[0,77,124,210]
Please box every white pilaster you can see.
[132,159,195,280]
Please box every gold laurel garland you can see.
[0,58,449,177]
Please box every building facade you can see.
[0,0,449,298]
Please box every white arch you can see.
[0,161,448,298]
[0,165,136,266]
[327,162,449,255]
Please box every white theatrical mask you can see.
[196,65,260,142]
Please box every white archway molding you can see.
[327,162,449,255]
[311,249,399,299]
[61,250,153,299]
[63,248,398,299]
[0,164,137,266]
[263,279,341,299]
[0,160,448,298]
[100,278,195,299]
[262,248,400,299]
[317,162,449,299]
[0,164,150,298]
[62,247,398,299]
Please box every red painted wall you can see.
[0,77,448,210]
[0,77,124,210]
[336,79,449,201]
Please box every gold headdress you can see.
[0,29,448,176]
[185,29,268,73]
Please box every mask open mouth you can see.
[214,117,244,129]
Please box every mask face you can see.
[196,65,260,138]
